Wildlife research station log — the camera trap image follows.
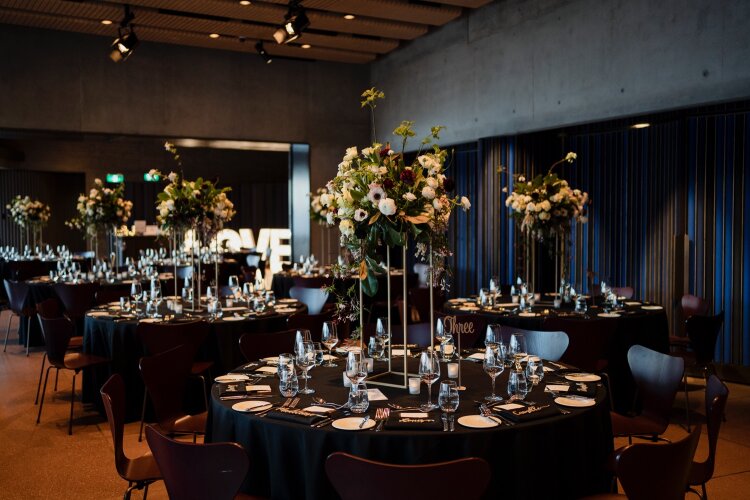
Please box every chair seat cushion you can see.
[610,411,665,437]
[67,336,83,350]
[122,452,162,483]
[62,352,109,371]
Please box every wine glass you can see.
[206,285,218,302]
[418,351,440,411]
[438,380,460,428]
[321,321,338,367]
[345,351,367,387]
[375,317,390,356]
[483,345,505,402]
[295,330,312,378]
[435,317,452,347]
[296,341,316,394]
[242,282,254,309]
[509,333,528,365]
[484,324,501,348]
[228,275,239,293]
[131,281,143,313]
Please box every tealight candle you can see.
[226,298,234,308]
[408,377,421,395]
[447,362,459,379]
[512,295,519,304]
[534,292,542,301]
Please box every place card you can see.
[366,388,388,401]
[391,349,411,356]
[496,403,524,411]
[401,412,429,418]
[467,352,485,361]
[255,366,277,374]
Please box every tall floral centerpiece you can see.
[504,152,589,288]
[66,179,132,262]
[6,195,51,249]
[310,187,333,264]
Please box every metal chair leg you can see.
[124,481,134,500]
[3,312,12,351]
[35,353,47,404]
[37,366,53,424]
[54,369,59,392]
[25,316,31,356]
[138,390,147,442]
[684,373,692,432]
[199,374,208,411]
[143,482,150,500]
[69,371,77,435]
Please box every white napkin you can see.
[543,366,554,372]
[223,307,246,312]
[254,367,277,374]
[322,354,336,360]
[366,388,388,401]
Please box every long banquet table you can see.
[443,297,669,413]
[209,357,613,500]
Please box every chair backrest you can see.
[325,453,490,500]
[36,298,62,319]
[289,286,329,315]
[435,312,485,349]
[145,425,248,500]
[53,282,100,319]
[612,286,635,299]
[627,344,684,429]
[136,320,209,361]
[100,374,133,478]
[95,286,131,305]
[4,279,30,314]
[38,315,74,366]
[497,325,569,361]
[685,312,724,366]
[139,344,194,427]
[692,375,729,483]
[239,330,298,361]
[681,294,710,319]
[615,424,702,500]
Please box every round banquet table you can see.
[209,357,613,500]
[443,298,669,413]
[82,299,303,420]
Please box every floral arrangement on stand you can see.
[309,187,330,225]
[321,88,471,332]
[66,179,132,237]
[6,195,52,247]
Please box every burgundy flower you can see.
[443,177,455,192]
[380,144,391,157]
[383,178,395,190]
[399,169,416,186]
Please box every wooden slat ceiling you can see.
[0,0,492,64]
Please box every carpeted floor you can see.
[1,309,749,499]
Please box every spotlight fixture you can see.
[101,19,113,25]
[255,41,272,64]
[301,44,311,49]
[273,1,309,44]
[109,5,138,63]
[631,122,651,129]
[344,14,355,20]
[239,0,251,5]
[209,33,220,39]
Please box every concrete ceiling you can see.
[0,0,492,64]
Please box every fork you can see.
[374,408,389,432]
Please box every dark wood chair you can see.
[3,279,33,355]
[53,282,100,334]
[36,316,109,435]
[672,312,724,431]
[610,344,684,443]
[139,344,207,442]
[100,374,162,499]
[145,425,262,500]
[325,452,491,500]
[137,320,212,441]
[687,375,729,499]
[497,325,569,361]
[239,329,298,361]
[670,294,712,347]
[583,424,701,500]
[34,298,82,405]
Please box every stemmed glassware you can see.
[296,341,316,394]
[483,345,506,401]
[435,318,453,359]
[438,380,460,428]
[321,321,338,367]
[509,333,528,364]
[418,351,440,411]
[345,351,367,388]
[228,275,240,297]
[295,330,312,379]
[131,281,143,316]
[484,324,501,348]
[242,282,254,309]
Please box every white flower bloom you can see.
[339,219,355,236]
[578,216,589,223]
[540,200,551,211]
[518,176,526,183]
[565,152,577,162]
[461,196,471,211]
[367,185,385,206]
[361,147,375,156]
[354,208,368,222]
[148,168,159,177]
[421,186,436,200]
[526,202,536,213]
[344,146,358,161]
[369,166,380,174]
[326,212,335,225]
[165,199,175,211]
[379,167,388,175]
[168,171,177,182]
[425,177,438,189]
[402,192,417,202]
[432,198,443,211]
[502,187,508,193]
[539,211,551,221]
[320,193,331,207]
[338,160,351,173]
[378,198,397,216]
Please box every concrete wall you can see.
[0,24,371,257]
[371,0,750,147]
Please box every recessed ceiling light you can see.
[101,19,113,25]
[631,123,650,129]
[301,44,311,49]
[239,0,251,5]
[209,33,220,39]
[344,14,355,20]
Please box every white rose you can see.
[338,160,351,173]
[518,176,526,183]
[379,167,388,175]
[168,171,177,182]
[361,147,375,156]
[402,192,417,202]
[565,152,577,162]
[425,177,438,189]
[421,186,436,200]
[539,211,551,221]
[165,199,175,211]
[540,200,551,211]
[432,198,443,211]
[344,146,358,161]
[461,196,471,211]
[339,219,354,236]
[526,202,536,213]
[354,208,368,222]
[326,212,335,225]
[320,193,331,207]
[378,198,397,216]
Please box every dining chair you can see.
[145,425,262,500]
[288,286,329,314]
[239,330,298,361]
[3,279,33,355]
[497,325,569,361]
[671,312,724,431]
[53,281,100,334]
[36,315,110,434]
[34,298,83,405]
[670,294,712,347]
[686,375,729,499]
[100,374,162,500]
[325,453,491,500]
[139,344,207,442]
[610,344,684,443]
[136,320,212,441]
[582,424,701,500]
[611,286,635,299]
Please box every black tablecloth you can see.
[443,300,669,413]
[209,358,613,500]
[82,305,300,420]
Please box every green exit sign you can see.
[143,172,161,182]
[106,173,124,183]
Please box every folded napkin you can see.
[567,381,597,398]
[219,383,271,398]
[264,407,326,425]
[495,402,560,422]
[384,412,443,431]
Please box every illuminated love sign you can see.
[182,227,292,274]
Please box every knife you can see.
[358,416,370,429]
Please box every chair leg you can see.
[3,312,12,352]
[25,316,31,356]
[702,482,707,499]
[138,390,147,442]
[199,374,208,411]
[68,371,77,435]
[684,373,691,432]
[54,368,60,392]
[143,482,150,500]
[34,353,47,404]
[124,481,134,500]
[36,366,53,424]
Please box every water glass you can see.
[507,368,529,401]
[509,333,528,364]
[277,353,295,377]
[278,365,299,398]
[438,380,460,414]
[119,296,131,312]
[208,299,223,320]
[313,342,325,366]
[345,351,367,387]
[367,336,384,360]
[145,300,159,318]
[526,356,544,385]
[348,382,369,414]
[265,291,276,307]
